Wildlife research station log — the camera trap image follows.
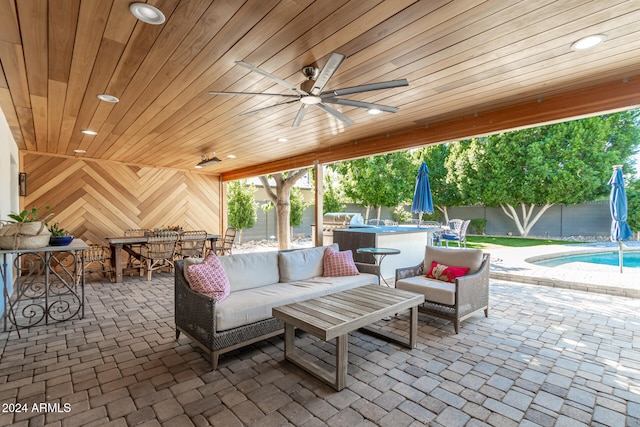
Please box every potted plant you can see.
[47,222,74,246]
[0,206,52,250]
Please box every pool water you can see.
[534,251,640,268]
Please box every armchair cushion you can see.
[187,254,230,302]
[426,262,469,283]
[395,276,456,305]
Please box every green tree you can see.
[323,169,345,214]
[626,178,640,237]
[413,143,464,223]
[446,111,640,236]
[332,152,417,220]
[290,186,310,233]
[227,180,257,245]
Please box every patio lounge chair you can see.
[441,219,470,248]
[395,245,489,333]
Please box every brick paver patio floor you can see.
[1,273,638,426]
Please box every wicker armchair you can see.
[177,230,207,259]
[140,231,179,280]
[441,219,471,248]
[395,246,489,333]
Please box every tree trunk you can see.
[238,229,243,245]
[259,170,309,250]
[376,206,382,221]
[437,206,450,224]
[500,203,553,236]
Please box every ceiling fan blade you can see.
[292,105,309,127]
[240,100,300,116]
[321,79,409,97]
[236,61,308,95]
[310,52,346,95]
[316,103,354,126]
[208,91,300,98]
[322,98,399,113]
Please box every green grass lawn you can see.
[465,235,587,249]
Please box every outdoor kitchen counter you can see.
[333,226,441,280]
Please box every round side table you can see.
[356,247,401,287]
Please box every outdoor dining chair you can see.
[177,230,208,259]
[83,244,113,281]
[213,227,237,256]
[140,230,179,280]
[441,219,471,248]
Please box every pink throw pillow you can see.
[187,254,230,302]
[426,261,469,283]
[323,247,359,277]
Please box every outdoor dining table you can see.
[105,233,220,283]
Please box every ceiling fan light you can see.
[300,96,322,105]
[367,108,382,115]
[571,34,606,51]
[130,3,166,25]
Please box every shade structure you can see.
[608,165,633,273]
[411,162,434,225]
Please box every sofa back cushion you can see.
[424,246,483,275]
[279,244,338,282]
[218,251,280,291]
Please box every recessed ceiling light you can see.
[277,138,288,142]
[129,3,165,25]
[97,94,119,103]
[74,149,86,153]
[367,108,382,115]
[571,34,606,51]
[81,130,98,135]
[227,154,236,159]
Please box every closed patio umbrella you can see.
[411,162,434,226]
[608,165,632,273]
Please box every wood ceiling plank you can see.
[48,0,80,83]
[0,0,20,44]
[56,0,112,154]
[30,94,47,152]
[103,0,281,160]
[17,0,48,97]
[47,80,66,152]
[108,0,214,135]
[103,0,138,43]
[66,37,126,154]
[0,41,30,107]
[0,87,25,149]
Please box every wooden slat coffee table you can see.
[272,284,424,390]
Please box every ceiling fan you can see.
[208,52,408,127]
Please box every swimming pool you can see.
[532,250,640,268]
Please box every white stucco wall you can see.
[0,109,19,315]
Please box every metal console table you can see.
[1,239,89,336]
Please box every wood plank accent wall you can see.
[21,152,221,245]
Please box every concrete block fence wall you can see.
[238,199,613,243]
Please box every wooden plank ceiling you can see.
[1,0,640,181]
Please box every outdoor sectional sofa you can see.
[174,244,379,369]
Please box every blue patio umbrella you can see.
[411,162,434,226]
[608,165,633,273]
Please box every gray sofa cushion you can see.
[215,272,377,331]
[218,251,280,291]
[278,244,338,282]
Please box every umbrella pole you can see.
[619,240,623,273]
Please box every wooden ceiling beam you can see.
[221,74,640,181]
